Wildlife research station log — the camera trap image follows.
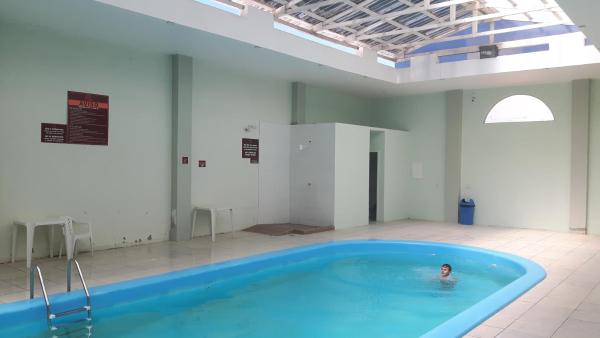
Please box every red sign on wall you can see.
[41,123,67,143]
[67,91,109,146]
[242,138,259,164]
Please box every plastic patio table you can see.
[11,218,71,271]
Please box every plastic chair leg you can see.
[26,225,35,270]
[191,209,197,238]
[11,225,17,263]
[210,208,216,242]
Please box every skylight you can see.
[194,0,244,16]
[273,21,359,55]
[197,0,593,70]
[245,0,576,61]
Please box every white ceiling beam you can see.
[375,3,477,55]
[346,0,476,49]
[314,0,378,29]
[356,4,558,41]
[278,0,392,49]
[346,1,430,40]
[397,0,443,25]
[472,1,479,33]
[278,0,343,17]
[274,0,306,16]
[317,0,476,31]
[267,0,287,6]
[380,21,474,57]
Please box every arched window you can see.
[485,95,554,124]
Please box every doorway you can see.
[369,152,378,222]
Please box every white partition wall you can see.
[288,123,409,228]
[334,124,370,228]
[290,124,336,226]
[258,123,291,224]
[370,131,386,222]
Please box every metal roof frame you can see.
[228,0,574,61]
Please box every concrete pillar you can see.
[570,79,590,232]
[445,90,463,223]
[291,82,306,125]
[170,55,193,241]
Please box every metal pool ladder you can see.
[31,259,93,337]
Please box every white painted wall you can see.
[289,124,336,226]
[461,83,572,231]
[258,122,291,224]
[0,24,172,262]
[588,80,600,235]
[334,124,370,228]
[191,63,291,234]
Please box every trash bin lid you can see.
[460,198,475,207]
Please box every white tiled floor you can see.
[1,220,600,337]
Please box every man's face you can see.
[440,266,450,277]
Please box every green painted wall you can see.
[375,93,447,222]
[191,63,291,234]
[0,24,172,262]
[462,83,572,231]
[304,85,376,126]
[588,80,600,235]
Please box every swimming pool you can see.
[0,240,545,338]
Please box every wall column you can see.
[291,82,306,125]
[570,79,590,232]
[444,90,463,223]
[170,55,193,241]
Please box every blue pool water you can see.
[0,241,545,338]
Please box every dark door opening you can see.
[369,152,378,222]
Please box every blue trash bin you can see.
[459,198,475,225]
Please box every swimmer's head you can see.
[440,264,452,278]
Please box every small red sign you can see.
[182,156,188,165]
[198,160,206,167]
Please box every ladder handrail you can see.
[30,259,93,333]
[73,259,92,316]
[30,266,53,328]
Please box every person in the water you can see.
[439,263,456,286]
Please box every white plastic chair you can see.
[59,217,93,258]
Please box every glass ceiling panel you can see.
[219,0,583,63]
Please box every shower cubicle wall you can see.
[259,122,409,229]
